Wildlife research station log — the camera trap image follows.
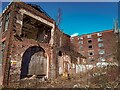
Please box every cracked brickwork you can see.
[0,2,84,88]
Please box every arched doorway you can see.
[20,46,47,79]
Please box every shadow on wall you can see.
[20,46,47,79]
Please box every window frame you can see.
[78,36,83,40]
[87,34,92,38]
[89,59,95,62]
[88,39,92,43]
[88,52,94,56]
[3,12,10,32]
[88,45,93,49]
[97,32,102,36]
[99,57,105,62]
[98,43,103,47]
[98,37,103,42]
[79,45,83,50]
[79,41,83,44]
[99,50,105,55]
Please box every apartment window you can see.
[72,63,75,68]
[98,38,103,42]
[89,59,95,62]
[79,46,83,50]
[0,20,2,32]
[88,45,92,49]
[98,43,103,47]
[88,52,94,56]
[70,38,74,42]
[87,35,92,38]
[99,50,105,55]
[1,41,5,53]
[79,41,83,44]
[71,37,74,40]
[4,12,10,32]
[58,51,62,56]
[1,41,5,57]
[79,36,83,40]
[88,39,92,43]
[99,57,105,62]
[97,33,102,36]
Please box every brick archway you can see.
[20,46,47,79]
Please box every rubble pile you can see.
[7,65,120,88]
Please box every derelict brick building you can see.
[0,2,84,87]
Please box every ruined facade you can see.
[0,2,84,87]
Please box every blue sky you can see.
[1,2,118,36]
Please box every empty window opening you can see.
[79,41,83,44]
[99,57,105,62]
[99,50,105,55]
[78,36,83,40]
[89,59,95,62]
[88,45,93,49]
[98,38,103,42]
[2,41,5,51]
[21,14,52,43]
[59,51,62,56]
[87,35,92,38]
[88,52,94,56]
[20,46,47,79]
[0,20,2,32]
[88,40,92,43]
[79,46,83,50]
[98,43,103,47]
[1,41,5,57]
[70,37,74,42]
[97,32,102,36]
[4,12,10,32]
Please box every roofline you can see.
[1,1,54,22]
[72,29,114,38]
[1,1,13,16]
[26,3,54,21]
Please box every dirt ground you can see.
[3,65,120,88]
[8,72,119,88]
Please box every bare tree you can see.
[56,8,62,28]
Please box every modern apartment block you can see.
[71,30,117,65]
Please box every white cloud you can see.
[71,33,79,37]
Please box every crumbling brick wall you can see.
[1,2,84,88]
[1,2,57,87]
[0,13,3,86]
[54,28,71,75]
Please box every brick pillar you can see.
[0,16,3,86]
[50,47,56,79]
[2,3,16,87]
[49,22,57,79]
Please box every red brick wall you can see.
[1,2,55,87]
[72,30,117,64]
